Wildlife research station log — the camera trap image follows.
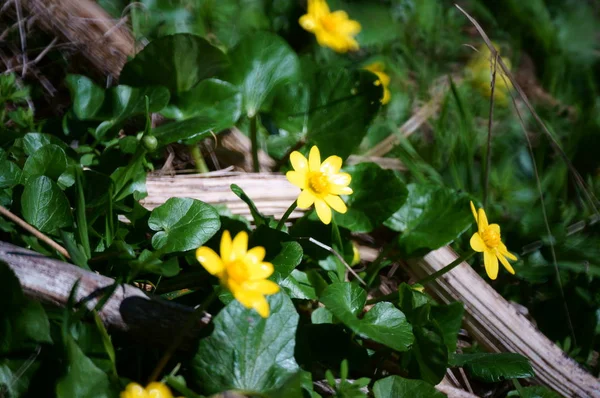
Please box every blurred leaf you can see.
[21,176,73,233]
[0,358,42,397]
[385,184,473,257]
[225,32,300,117]
[320,283,413,352]
[336,163,407,233]
[22,145,68,182]
[408,324,448,384]
[507,386,562,398]
[0,159,22,189]
[152,116,219,146]
[192,293,300,394]
[306,69,381,159]
[373,376,445,398]
[120,34,228,93]
[430,302,464,353]
[55,336,113,398]
[450,353,535,382]
[65,75,105,119]
[148,197,221,253]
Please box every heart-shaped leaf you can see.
[21,176,73,233]
[224,32,300,117]
[120,34,228,93]
[148,197,221,253]
[320,282,413,352]
[385,183,474,257]
[373,376,445,398]
[191,293,300,394]
[22,144,68,181]
[450,353,535,382]
[335,162,407,233]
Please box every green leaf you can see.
[191,293,300,394]
[373,376,445,398]
[450,353,535,382]
[430,302,464,353]
[335,163,407,233]
[120,34,228,93]
[249,226,303,283]
[0,358,42,397]
[280,270,317,300]
[22,144,68,181]
[306,69,381,159]
[148,197,221,253]
[162,78,242,129]
[408,324,448,385]
[385,184,474,257]
[507,386,562,398]
[21,176,73,233]
[0,262,52,354]
[55,336,114,398]
[320,283,413,352]
[0,159,22,189]
[224,32,300,117]
[65,75,105,119]
[22,133,68,156]
[152,115,219,146]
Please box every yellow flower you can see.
[469,201,517,280]
[286,146,353,225]
[363,62,391,105]
[299,0,361,53]
[351,242,361,266]
[196,231,280,318]
[466,43,513,106]
[121,382,176,398]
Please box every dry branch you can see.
[403,246,600,398]
[0,241,210,348]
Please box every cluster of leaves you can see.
[2,0,599,396]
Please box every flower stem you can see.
[276,201,297,231]
[416,251,476,286]
[250,115,259,172]
[189,144,209,173]
[148,288,218,383]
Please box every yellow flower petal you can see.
[315,198,332,224]
[244,279,280,295]
[329,185,353,195]
[121,383,147,398]
[252,295,270,318]
[498,242,517,261]
[290,151,308,173]
[324,194,347,213]
[477,208,489,232]
[483,250,499,280]
[299,14,317,31]
[321,155,342,174]
[488,223,500,234]
[297,189,316,209]
[286,170,307,189]
[146,382,173,398]
[330,172,351,186]
[245,246,266,265]
[196,247,224,276]
[232,231,248,260]
[308,0,330,16]
[469,232,486,253]
[308,146,321,171]
[234,290,270,318]
[497,252,516,275]
[220,230,232,262]
[247,261,274,280]
[470,201,478,222]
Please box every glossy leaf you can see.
[22,144,68,181]
[22,133,68,156]
[450,353,535,382]
[385,184,474,257]
[320,283,413,352]
[192,293,300,394]
[0,159,22,189]
[225,32,300,117]
[65,74,105,119]
[21,176,73,233]
[120,34,228,93]
[373,376,445,398]
[148,197,221,253]
[336,163,407,233]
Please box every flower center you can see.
[481,228,501,248]
[226,260,249,283]
[308,171,329,194]
[320,15,338,33]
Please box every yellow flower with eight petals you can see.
[286,146,352,225]
[299,0,361,53]
[469,201,517,280]
[196,231,280,318]
[363,62,391,105]
[121,382,178,398]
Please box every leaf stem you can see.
[250,115,259,172]
[276,201,297,231]
[189,144,209,173]
[148,288,218,383]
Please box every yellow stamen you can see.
[308,171,329,194]
[482,228,501,248]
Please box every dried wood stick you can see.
[403,246,600,398]
[0,241,209,348]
